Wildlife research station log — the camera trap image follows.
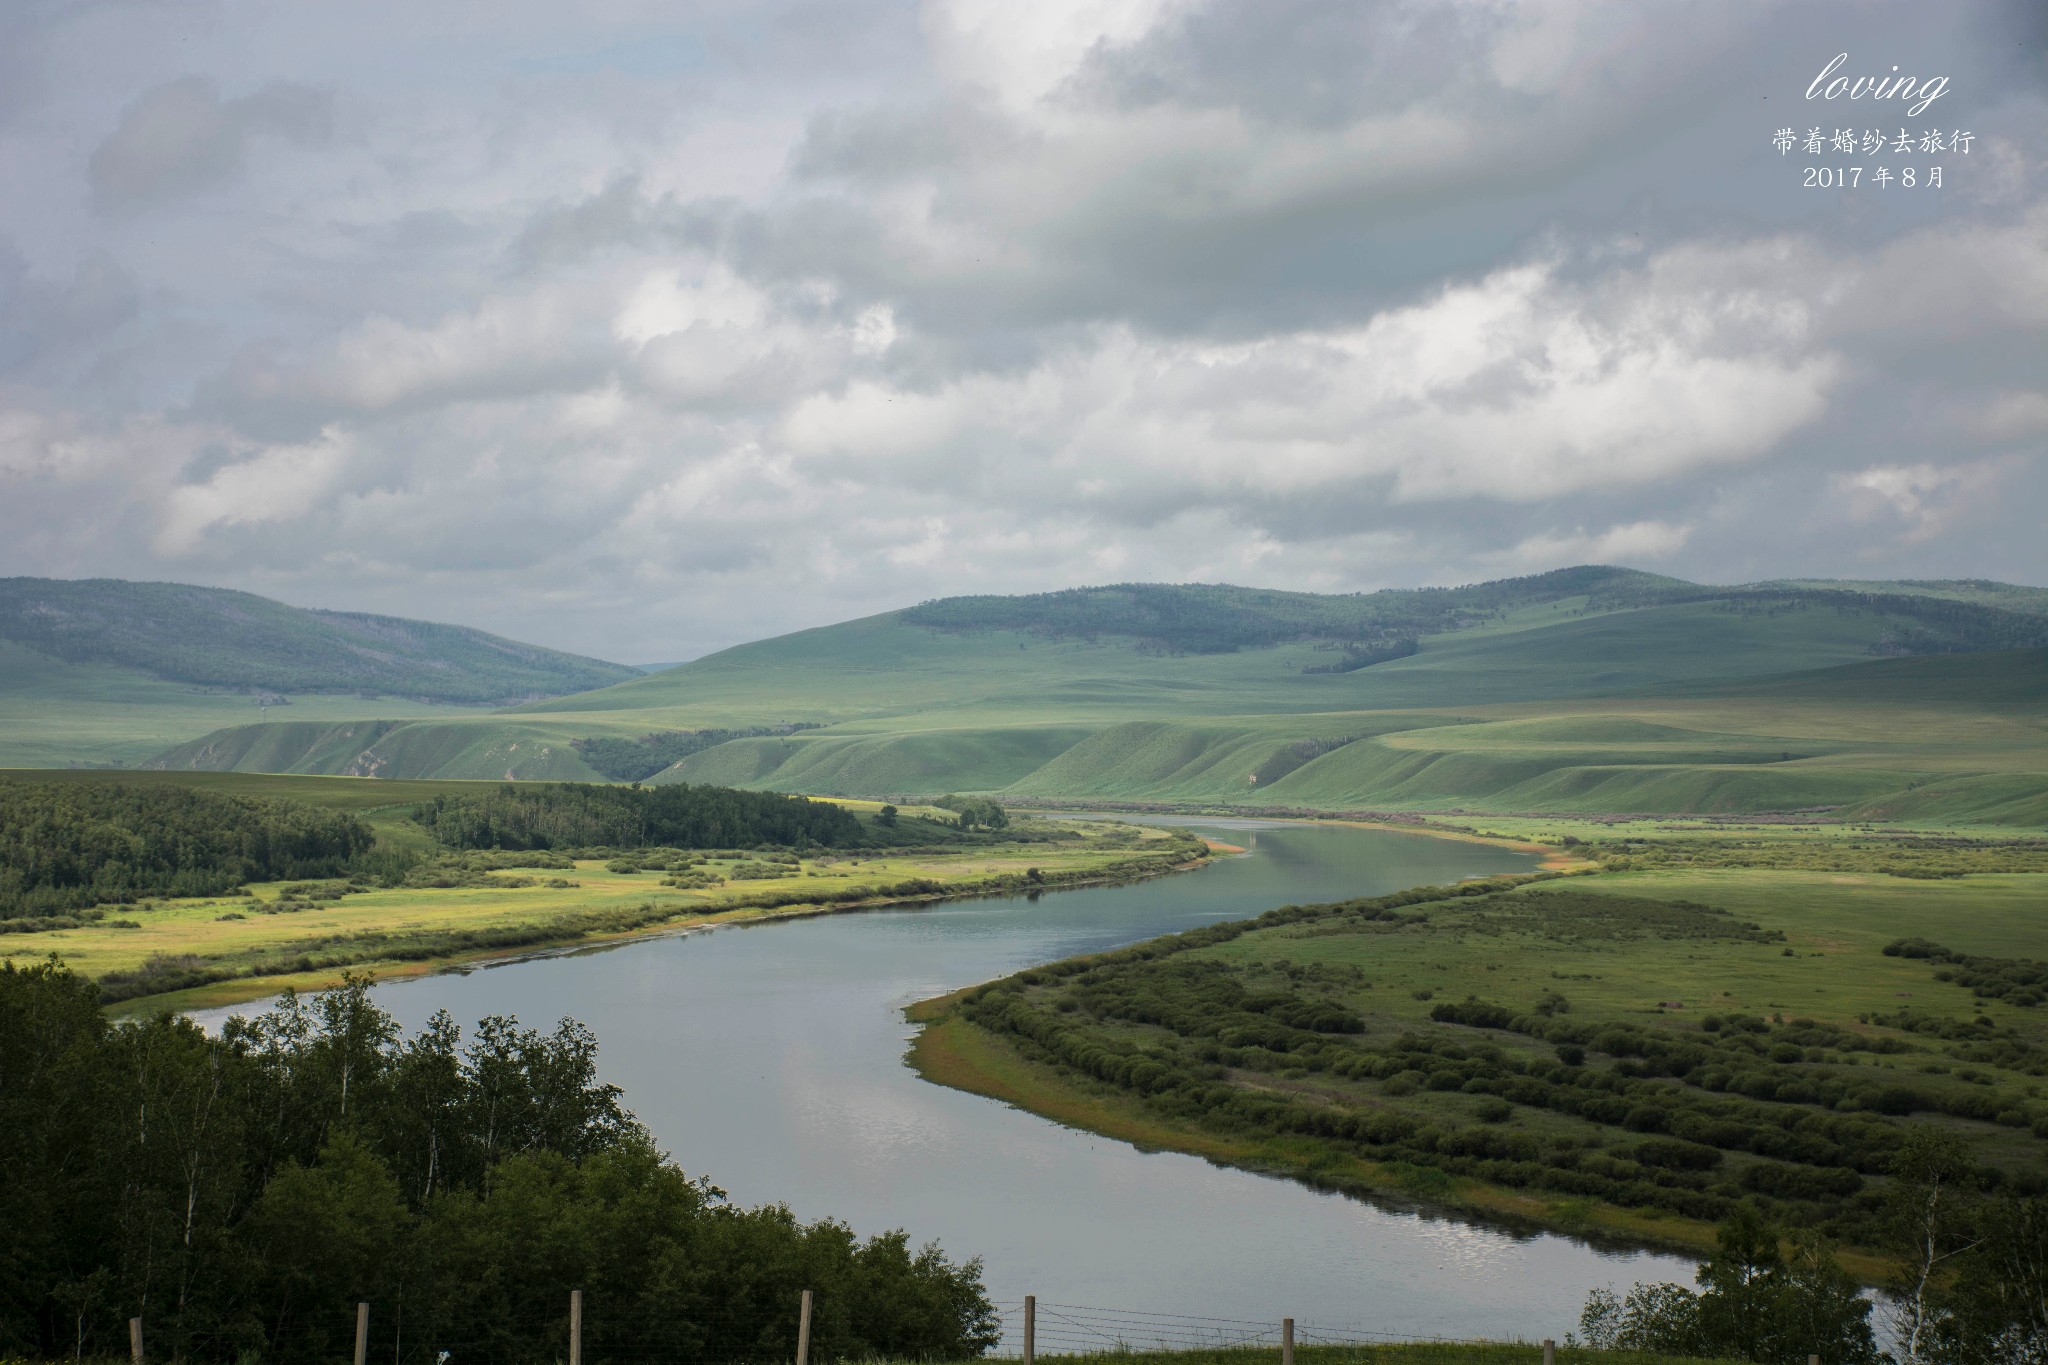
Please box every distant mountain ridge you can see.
[129,565,2048,829]
[898,570,2048,659]
[0,578,636,707]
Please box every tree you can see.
[0,962,999,1362]
[1577,1207,1875,1364]
[877,804,898,827]
[1885,1128,1984,1364]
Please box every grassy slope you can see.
[143,596,2029,788]
[0,641,495,766]
[100,574,2048,827]
[0,577,637,702]
[0,577,641,765]
[911,854,2048,1260]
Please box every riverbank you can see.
[904,948,1730,1263]
[1,819,1210,1016]
[906,841,2048,1276]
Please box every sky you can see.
[0,0,2043,663]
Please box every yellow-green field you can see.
[0,773,1205,1014]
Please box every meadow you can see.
[0,770,1207,1012]
[0,640,497,767]
[910,822,2048,1263]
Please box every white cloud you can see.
[1494,520,1694,572]
[158,430,354,553]
[1833,457,2019,545]
[0,0,2040,658]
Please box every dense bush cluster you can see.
[1300,637,1419,674]
[412,783,865,851]
[0,779,374,919]
[954,881,2048,1246]
[1885,937,2048,1007]
[0,961,997,1364]
[571,726,817,782]
[933,795,1009,830]
[1588,834,2048,879]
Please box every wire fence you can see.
[117,1293,1725,1365]
[984,1300,1571,1360]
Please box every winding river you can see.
[207,818,1699,1343]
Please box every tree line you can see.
[0,779,373,921]
[410,783,865,852]
[0,960,996,1363]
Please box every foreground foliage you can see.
[1577,1208,1874,1363]
[0,961,995,1364]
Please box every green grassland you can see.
[0,769,1207,1012]
[910,833,2048,1261]
[0,641,498,767]
[0,574,641,767]
[137,616,2048,828]
[0,576,635,701]
[18,570,2039,830]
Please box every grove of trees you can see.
[410,783,865,852]
[0,959,997,1363]
[0,779,374,921]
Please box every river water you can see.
[206,818,1700,1344]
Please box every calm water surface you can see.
[209,819,1698,1341]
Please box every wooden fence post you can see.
[1281,1317,1294,1365]
[570,1290,583,1365]
[354,1302,369,1365]
[1542,1340,1555,1365]
[1023,1296,1035,1365]
[128,1317,143,1365]
[796,1289,813,1365]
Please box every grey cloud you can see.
[88,76,332,210]
[0,0,2043,662]
[0,244,141,375]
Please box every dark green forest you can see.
[0,780,373,922]
[0,961,996,1364]
[0,578,636,704]
[411,783,865,851]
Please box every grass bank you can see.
[907,822,2048,1269]
[0,793,1206,1013]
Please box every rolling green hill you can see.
[134,569,2048,825]
[0,578,638,767]
[0,578,636,703]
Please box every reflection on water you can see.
[199,819,1697,1342]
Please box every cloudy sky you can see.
[1,0,2042,662]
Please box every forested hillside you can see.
[0,577,635,704]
